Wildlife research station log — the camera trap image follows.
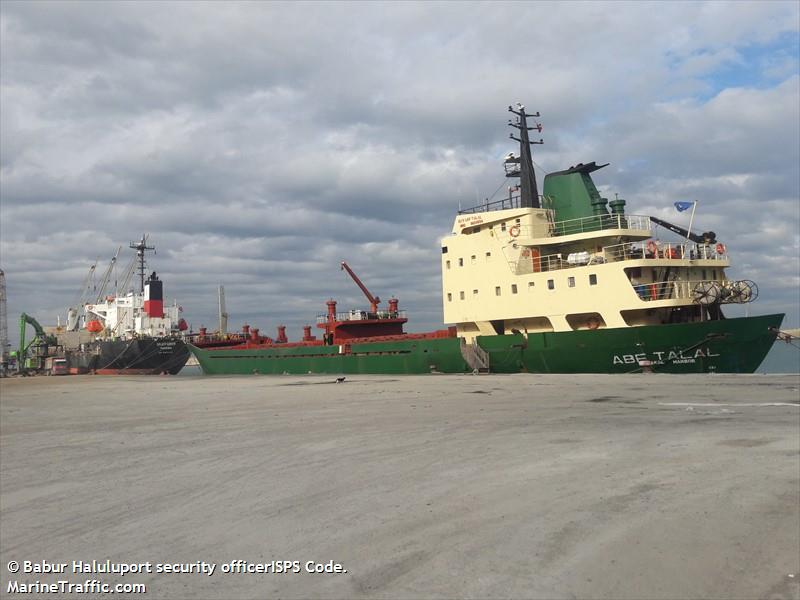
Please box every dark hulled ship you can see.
[63,236,190,375]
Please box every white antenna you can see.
[218,285,228,334]
[0,270,8,362]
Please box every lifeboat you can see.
[86,320,103,333]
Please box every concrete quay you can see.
[1,373,798,599]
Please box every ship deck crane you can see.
[66,261,98,331]
[95,246,121,303]
[340,262,380,313]
[649,216,716,245]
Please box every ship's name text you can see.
[613,347,720,365]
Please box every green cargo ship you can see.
[190,104,784,375]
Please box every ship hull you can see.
[73,338,190,375]
[191,314,784,375]
[485,313,785,374]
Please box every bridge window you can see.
[547,279,554,290]
[458,258,464,267]
[589,274,597,285]
[447,293,452,302]
[528,281,535,292]
[459,291,465,300]
[495,286,501,296]
[471,255,476,264]
[442,246,448,254]
[568,276,575,288]
[473,289,478,296]
[501,223,507,232]
[485,252,491,260]
[511,284,518,294]
[446,260,451,270]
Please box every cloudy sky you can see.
[1,0,798,345]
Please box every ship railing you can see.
[633,279,753,303]
[510,251,589,275]
[509,240,729,275]
[458,192,540,214]
[504,214,651,240]
[549,213,651,236]
[603,241,728,262]
[315,310,407,324]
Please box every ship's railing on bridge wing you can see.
[632,279,755,303]
[509,241,729,275]
[315,310,407,324]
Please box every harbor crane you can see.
[340,262,380,313]
[18,313,59,374]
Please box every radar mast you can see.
[506,103,543,208]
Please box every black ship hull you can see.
[67,338,190,375]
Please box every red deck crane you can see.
[340,262,380,313]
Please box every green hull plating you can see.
[484,313,784,374]
[191,337,469,375]
[191,314,784,375]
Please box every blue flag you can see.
[674,201,694,212]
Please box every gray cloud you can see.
[1,0,798,344]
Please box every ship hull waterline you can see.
[67,338,191,375]
[190,313,784,375]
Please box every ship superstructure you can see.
[82,237,184,340]
[443,104,757,345]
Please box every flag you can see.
[674,201,694,212]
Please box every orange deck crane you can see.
[340,262,380,313]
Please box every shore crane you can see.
[340,262,380,313]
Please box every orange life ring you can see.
[646,240,658,255]
[509,224,521,238]
[715,243,726,255]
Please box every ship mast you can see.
[130,235,155,293]
[507,103,543,208]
